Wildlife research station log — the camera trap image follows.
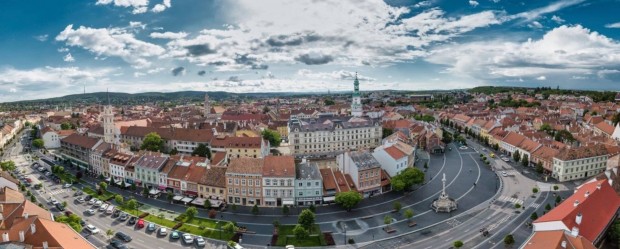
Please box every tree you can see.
[32,139,44,148]
[261,129,281,147]
[99,181,108,192]
[143,187,149,196]
[222,221,237,234]
[513,150,521,162]
[393,201,402,212]
[170,148,179,155]
[553,185,559,191]
[504,234,515,245]
[282,205,290,216]
[60,122,72,130]
[140,132,165,152]
[55,214,83,232]
[120,180,126,189]
[391,167,425,192]
[0,161,16,171]
[204,199,212,209]
[382,128,394,139]
[453,240,463,248]
[185,206,198,220]
[324,99,335,106]
[521,154,529,167]
[76,171,83,180]
[251,204,259,215]
[106,229,115,241]
[167,192,174,203]
[335,191,363,211]
[130,182,137,191]
[555,195,562,204]
[293,224,309,240]
[192,143,211,159]
[404,209,414,220]
[532,187,539,194]
[125,199,138,212]
[30,195,36,202]
[545,203,552,211]
[384,215,392,226]
[298,209,316,232]
[308,204,316,213]
[530,212,538,220]
[115,195,124,206]
[231,204,237,212]
[62,201,67,207]
[535,161,544,174]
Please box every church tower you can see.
[204,93,211,117]
[103,92,115,144]
[351,73,363,117]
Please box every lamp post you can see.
[343,224,347,245]
[216,221,221,240]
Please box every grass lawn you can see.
[276,225,325,247]
[82,186,115,201]
[183,216,218,229]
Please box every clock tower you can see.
[351,73,363,117]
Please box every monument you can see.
[431,173,458,213]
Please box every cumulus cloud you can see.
[197,70,206,76]
[227,76,242,82]
[56,24,165,68]
[605,22,620,28]
[536,76,546,80]
[152,0,171,13]
[426,25,620,82]
[551,15,565,24]
[469,0,479,7]
[297,69,376,81]
[63,53,75,62]
[171,66,185,76]
[95,0,149,14]
[294,53,334,65]
[35,34,48,42]
[528,21,543,29]
[149,31,188,39]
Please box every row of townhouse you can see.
[0,119,23,148]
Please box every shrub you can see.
[172,222,183,230]
[138,212,149,218]
[348,238,355,244]
[208,209,217,219]
[174,213,187,222]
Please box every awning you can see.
[157,185,167,190]
[323,196,336,202]
[282,200,295,206]
[172,195,183,201]
[114,179,123,185]
[181,197,194,203]
[264,198,276,202]
[191,198,206,206]
[149,189,161,195]
[209,199,223,207]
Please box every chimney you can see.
[574,200,579,207]
[597,183,602,189]
[584,191,590,198]
[24,213,28,219]
[43,241,48,249]
[561,241,567,248]
[31,223,36,234]
[576,213,582,225]
[18,231,24,242]
[571,226,579,237]
[2,232,8,242]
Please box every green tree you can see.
[555,195,562,204]
[553,185,559,191]
[167,192,174,203]
[391,167,425,192]
[204,199,212,209]
[532,187,539,194]
[521,154,529,167]
[513,150,521,162]
[298,209,316,231]
[185,206,198,220]
[404,209,414,220]
[125,199,138,212]
[30,195,36,202]
[251,204,259,215]
[382,128,394,139]
[192,143,211,159]
[335,191,363,212]
[324,99,335,106]
[115,195,124,206]
[55,214,83,232]
[261,129,281,147]
[504,234,515,245]
[222,221,237,234]
[140,132,165,152]
[231,204,237,212]
[106,229,115,241]
[384,215,392,226]
[308,204,316,213]
[545,203,552,211]
[98,182,108,195]
[130,182,136,191]
[282,205,290,216]
[170,148,179,155]
[62,201,67,207]
[32,139,44,148]
[530,212,538,220]
[293,224,309,240]
[453,240,463,248]
[393,201,402,212]
[535,161,544,174]
[0,161,16,171]
[60,122,71,130]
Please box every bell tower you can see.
[351,73,363,117]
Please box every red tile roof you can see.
[502,132,526,147]
[534,179,620,243]
[262,156,295,177]
[523,230,596,249]
[384,146,406,160]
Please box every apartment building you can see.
[262,156,295,207]
[107,151,134,186]
[552,144,609,182]
[210,136,270,160]
[288,115,382,158]
[60,134,102,172]
[226,157,263,206]
[338,151,382,198]
[295,160,323,206]
[197,165,227,204]
[89,142,112,177]
[120,126,214,154]
[134,152,169,189]
[373,142,411,177]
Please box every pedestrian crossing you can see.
[497,195,524,205]
[446,219,461,228]
[530,203,541,209]
[47,188,70,196]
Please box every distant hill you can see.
[468,86,617,102]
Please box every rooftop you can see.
[349,151,381,170]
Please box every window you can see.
[234,179,239,185]
[266,179,270,186]
[299,182,303,187]
[241,179,246,185]
[266,189,271,196]
[299,192,303,196]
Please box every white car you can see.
[86,209,96,215]
[76,197,85,203]
[158,227,168,236]
[63,183,72,188]
[501,172,508,177]
[85,224,100,234]
[182,234,194,244]
[501,157,510,162]
[459,146,468,150]
[194,236,206,247]
[99,203,109,211]
[93,200,103,207]
[51,199,59,206]
[88,198,98,205]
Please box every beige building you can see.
[552,144,610,182]
[197,165,227,205]
[226,157,263,206]
[262,156,296,207]
[288,115,382,158]
[211,136,270,160]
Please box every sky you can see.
[1,0,620,102]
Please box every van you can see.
[106,205,115,215]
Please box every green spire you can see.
[353,72,360,96]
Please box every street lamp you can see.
[343,224,347,245]
[216,221,221,240]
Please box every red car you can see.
[136,218,145,229]
[25,178,32,183]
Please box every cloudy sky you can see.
[1,0,620,102]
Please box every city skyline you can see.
[1,0,620,102]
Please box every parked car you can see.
[55,203,65,212]
[50,199,59,206]
[112,209,121,218]
[84,195,93,201]
[115,231,132,242]
[182,234,194,244]
[136,218,145,229]
[107,239,128,249]
[63,183,72,188]
[94,200,103,207]
[158,227,168,236]
[106,205,115,215]
[170,231,180,240]
[86,209,96,215]
[99,203,109,212]
[88,198,98,205]
[74,190,83,196]
[119,212,129,221]
[76,197,85,203]
[85,224,100,234]
[502,171,508,177]
[195,236,206,247]
[128,216,137,225]
[147,223,156,232]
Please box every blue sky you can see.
[1,0,619,102]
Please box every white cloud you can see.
[63,53,75,62]
[469,0,479,7]
[95,0,149,14]
[152,0,171,13]
[551,15,565,24]
[528,21,543,29]
[605,22,620,28]
[57,47,69,53]
[134,72,146,77]
[297,69,376,81]
[536,75,546,80]
[161,1,504,71]
[426,25,620,81]
[35,34,48,42]
[413,1,434,8]
[129,21,146,30]
[511,0,585,22]
[149,31,188,39]
[56,24,165,68]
